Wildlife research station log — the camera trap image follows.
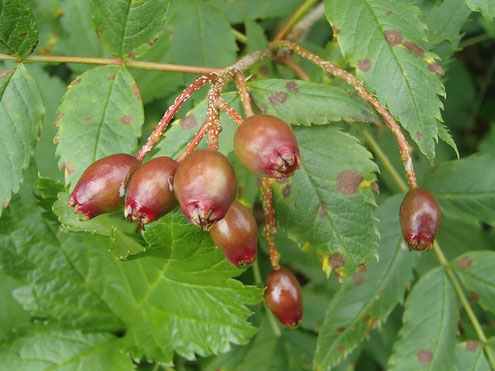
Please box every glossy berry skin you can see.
[264,267,303,328]
[173,149,237,230]
[68,154,139,220]
[210,201,258,268]
[399,188,441,251]
[125,156,178,225]
[234,114,300,178]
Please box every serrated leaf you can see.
[0,189,261,364]
[314,195,416,369]
[0,325,134,371]
[0,64,43,216]
[325,0,445,159]
[56,66,144,188]
[454,341,491,371]
[249,79,382,125]
[204,317,315,371]
[465,0,495,21]
[273,126,379,278]
[454,251,495,316]
[245,20,268,54]
[387,267,457,371]
[90,0,169,59]
[167,0,237,67]
[421,154,495,225]
[0,0,38,57]
[208,0,300,23]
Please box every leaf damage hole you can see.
[332,26,341,35]
[417,349,433,364]
[68,78,82,88]
[269,92,288,105]
[329,253,344,270]
[384,30,403,46]
[282,185,291,197]
[180,114,198,129]
[336,170,363,195]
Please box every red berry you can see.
[264,267,303,328]
[234,114,300,178]
[173,149,237,230]
[399,187,441,251]
[68,154,139,220]
[210,200,258,268]
[125,156,178,225]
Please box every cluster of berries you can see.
[68,114,304,328]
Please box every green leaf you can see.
[421,154,495,225]
[55,66,144,188]
[465,0,495,21]
[455,341,491,371]
[273,126,379,278]
[0,325,134,371]
[1,189,261,364]
[0,272,29,340]
[454,251,495,316]
[90,0,169,59]
[204,317,315,371]
[245,20,268,54]
[387,267,457,371]
[0,0,38,57]
[0,64,44,216]
[479,123,495,154]
[314,195,416,369]
[325,0,446,159]
[208,0,300,23]
[248,79,382,125]
[167,0,237,67]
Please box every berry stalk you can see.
[261,178,280,269]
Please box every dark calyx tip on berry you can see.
[190,206,216,231]
[270,151,300,178]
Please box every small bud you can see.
[125,156,178,225]
[234,114,300,178]
[210,201,258,267]
[399,187,442,251]
[68,154,139,220]
[173,149,237,230]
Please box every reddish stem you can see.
[135,74,216,161]
[234,72,254,117]
[261,178,280,269]
[176,119,209,163]
[215,97,244,126]
[207,88,222,150]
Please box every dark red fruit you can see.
[264,267,303,328]
[173,149,237,230]
[399,187,441,251]
[210,200,258,267]
[125,156,178,225]
[234,114,300,178]
[68,154,139,220]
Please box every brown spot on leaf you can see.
[386,11,392,15]
[359,264,367,273]
[403,41,425,58]
[0,68,13,79]
[3,200,9,209]
[337,327,345,333]
[470,291,480,303]
[127,51,136,58]
[336,170,363,195]
[85,116,93,122]
[120,115,133,125]
[285,81,299,93]
[148,37,159,47]
[282,185,291,197]
[180,114,198,129]
[166,29,173,36]
[54,113,64,127]
[416,132,423,141]
[259,65,269,75]
[358,59,372,72]
[417,349,433,364]
[457,256,472,270]
[68,78,82,88]
[466,341,480,352]
[53,134,60,144]
[237,187,243,199]
[276,177,290,185]
[132,84,142,100]
[332,26,341,35]
[329,253,344,269]
[370,319,378,330]
[107,75,115,82]
[352,274,363,285]
[269,92,288,105]
[338,346,345,353]
[428,63,445,76]
[384,30,403,46]
[318,204,327,217]
[19,32,27,37]
[363,314,371,322]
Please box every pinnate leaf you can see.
[314,195,415,369]
[248,79,382,125]
[465,0,495,21]
[91,0,169,58]
[0,325,134,371]
[273,126,379,278]
[387,267,457,371]
[454,341,491,371]
[454,251,495,316]
[0,0,38,57]
[0,64,43,216]
[325,0,446,160]
[421,154,495,225]
[56,66,144,188]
